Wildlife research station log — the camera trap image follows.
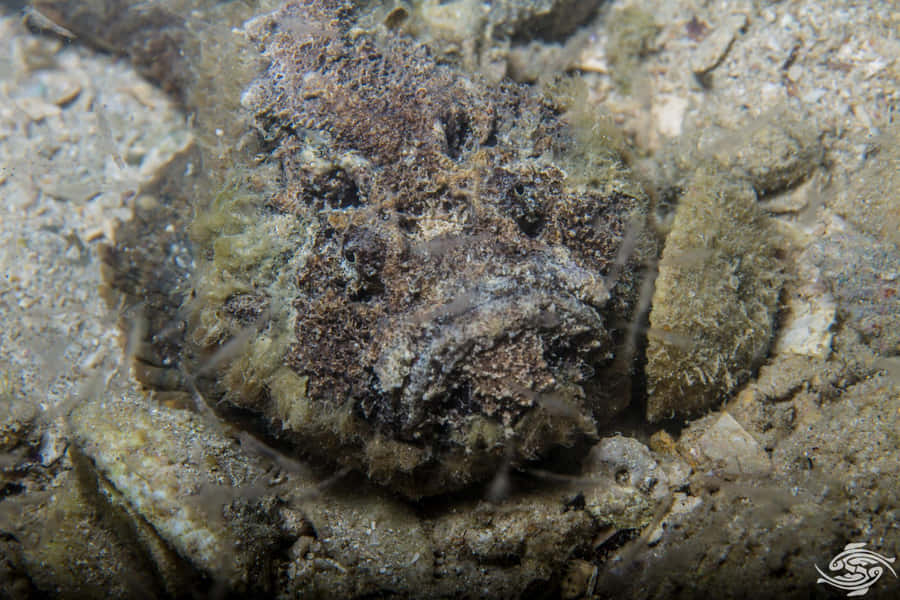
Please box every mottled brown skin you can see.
[44,0,654,496]
[228,2,651,491]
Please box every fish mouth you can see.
[374,279,615,440]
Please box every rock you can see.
[38,423,67,466]
[803,214,900,355]
[646,173,783,421]
[690,14,747,83]
[581,437,670,533]
[692,412,772,476]
[485,0,604,41]
[588,436,669,501]
[33,0,193,102]
[561,558,598,599]
[59,381,656,599]
[833,124,900,251]
[698,116,823,196]
[773,293,836,359]
[69,393,288,592]
[12,464,179,599]
[645,492,703,546]
[411,0,604,77]
[428,492,599,597]
[291,486,433,597]
[652,95,689,139]
[758,170,825,214]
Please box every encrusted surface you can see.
[183,1,653,497]
[645,173,783,421]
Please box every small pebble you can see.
[690,14,748,79]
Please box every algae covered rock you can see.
[699,116,823,196]
[69,393,290,593]
[654,114,823,202]
[61,389,660,599]
[645,173,783,421]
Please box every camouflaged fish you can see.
[36,0,783,498]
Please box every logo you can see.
[816,542,896,597]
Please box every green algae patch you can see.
[189,172,309,410]
[645,172,783,421]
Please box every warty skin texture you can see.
[34,0,654,498]
[179,1,656,497]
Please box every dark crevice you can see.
[441,107,471,159]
